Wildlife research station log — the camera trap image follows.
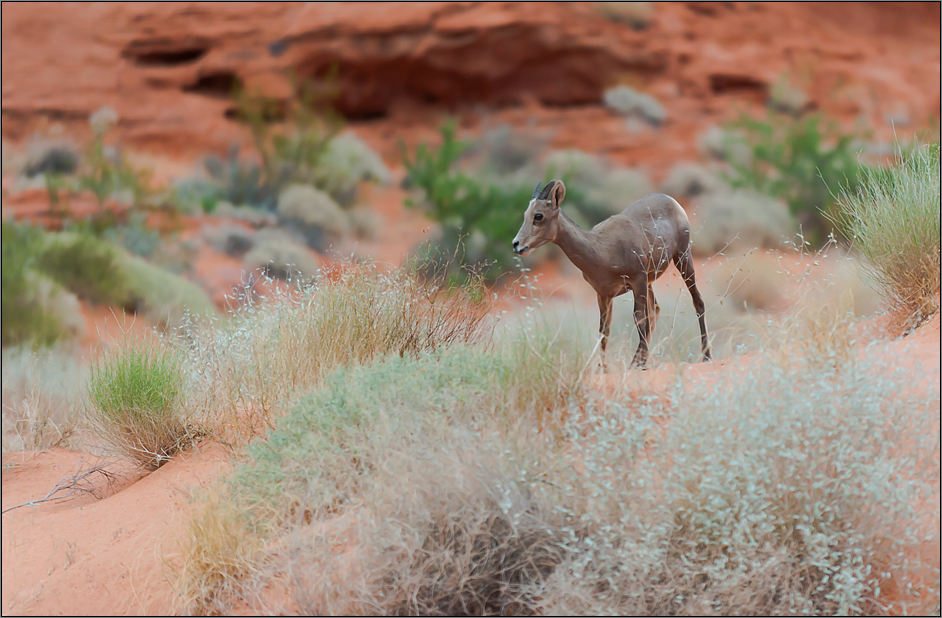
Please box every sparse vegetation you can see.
[176,303,938,615]
[2,346,86,452]
[723,110,864,246]
[182,257,493,444]
[837,142,941,329]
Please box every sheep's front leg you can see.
[597,293,613,371]
[630,284,651,369]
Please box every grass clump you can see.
[183,258,493,443]
[2,346,86,452]
[86,338,195,469]
[837,143,941,329]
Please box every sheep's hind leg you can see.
[597,293,614,372]
[630,283,652,369]
[674,249,712,361]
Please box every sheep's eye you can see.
[533,213,544,222]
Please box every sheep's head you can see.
[512,179,566,257]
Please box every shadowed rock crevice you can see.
[122,39,211,66]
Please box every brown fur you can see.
[513,180,711,368]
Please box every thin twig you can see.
[2,458,122,515]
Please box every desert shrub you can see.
[213,201,279,227]
[37,232,133,307]
[178,305,938,615]
[102,211,162,258]
[460,122,552,176]
[769,73,810,116]
[698,124,752,165]
[179,332,583,614]
[203,144,272,210]
[170,176,224,215]
[723,110,864,246]
[120,255,218,329]
[86,338,195,469]
[275,184,350,250]
[659,161,727,201]
[836,142,941,329]
[1,221,67,348]
[582,167,654,220]
[182,257,493,444]
[402,121,547,279]
[2,346,86,452]
[690,188,796,255]
[311,131,391,206]
[347,206,382,240]
[603,85,666,127]
[539,339,939,615]
[595,1,654,29]
[242,232,322,281]
[540,149,654,224]
[203,222,256,257]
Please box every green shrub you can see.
[402,121,544,279]
[86,338,194,469]
[402,125,613,279]
[1,221,65,348]
[723,111,864,246]
[120,255,218,329]
[836,143,941,328]
[37,232,133,307]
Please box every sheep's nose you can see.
[512,240,519,250]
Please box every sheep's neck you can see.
[553,213,604,276]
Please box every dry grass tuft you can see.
[837,143,941,331]
[185,258,493,444]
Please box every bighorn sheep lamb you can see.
[512,180,711,368]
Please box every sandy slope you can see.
[1,443,230,616]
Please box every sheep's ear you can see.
[550,179,566,208]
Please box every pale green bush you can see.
[691,189,797,256]
[313,132,391,206]
[276,184,350,250]
[603,85,666,127]
[242,235,321,281]
[660,161,728,200]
